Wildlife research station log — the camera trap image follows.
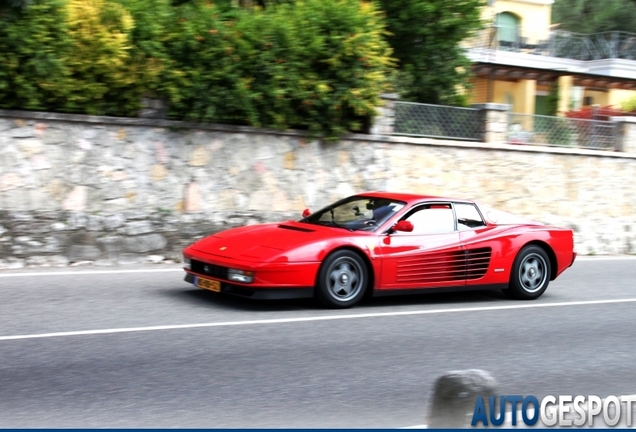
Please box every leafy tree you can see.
[0,0,71,110]
[552,0,636,33]
[110,0,172,97]
[62,0,162,115]
[0,0,394,139]
[377,0,486,105]
[0,0,33,9]
[164,0,394,139]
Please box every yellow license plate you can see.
[197,277,221,293]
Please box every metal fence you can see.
[507,113,618,150]
[393,102,482,141]
[551,30,636,61]
[466,28,636,61]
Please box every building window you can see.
[496,12,520,47]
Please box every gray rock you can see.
[7,211,33,222]
[11,126,34,138]
[103,213,126,231]
[49,255,70,267]
[124,234,167,253]
[97,235,123,255]
[125,220,154,236]
[0,257,25,269]
[145,254,165,264]
[51,222,67,231]
[42,129,67,145]
[86,215,103,231]
[26,256,50,267]
[426,369,498,428]
[67,213,88,229]
[68,245,101,262]
[117,253,142,265]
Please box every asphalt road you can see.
[0,257,635,428]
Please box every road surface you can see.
[0,257,634,427]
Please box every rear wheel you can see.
[316,250,368,309]
[505,245,551,300]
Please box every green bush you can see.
[0,0,71,110]
[1,0,395,139]
[163,0,394,139]
[63,0,168,115]
[620,95,636,113]
[0,0,165,115]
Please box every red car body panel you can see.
[182,192,576,301]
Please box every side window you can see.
[455,203,486,230]
[403,204,455,234]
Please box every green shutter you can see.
[496,12,519,43]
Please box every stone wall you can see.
[1,109,635,268]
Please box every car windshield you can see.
[302,196,406,232]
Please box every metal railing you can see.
[552,31,636,61]
[466,28,636,61]
[393,102,482,141]
[507,113,617,150]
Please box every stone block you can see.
[62,186,88,212]
[426,369,498,428]
[124,233,167,253]
[189,146,210,166]
[68,244,101,262]
[125,220,154,236]
[16,138,44,157]
[97,235,123,254]
[86,215,103,231]
[0,173,24,192]
[103,213,126,231]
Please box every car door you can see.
[375,203,465,290]
[454,202,506,286]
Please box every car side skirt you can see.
[184,273,314,300]
[372,283,509,297]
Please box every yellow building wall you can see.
[607,89,636,108]
[482,80,537,114]
[483,0,553,44]
[582,90,609,107]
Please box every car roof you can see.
[357,191,474,205]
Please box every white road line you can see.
[0,268,183,278]
[2,297,636,342]
[575,255,636,261]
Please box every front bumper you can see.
[184,272,314,300]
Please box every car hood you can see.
[188,221,330,262]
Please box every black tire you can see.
[505,245,551,300]
[316,250,368,309]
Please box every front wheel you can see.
[316,250,368,309]
[505,245,551,300]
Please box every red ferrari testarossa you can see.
[183,192,576,308]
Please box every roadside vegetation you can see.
[552,0,636,34]
[0,0,485,139]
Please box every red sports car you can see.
[183,192,576,308]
